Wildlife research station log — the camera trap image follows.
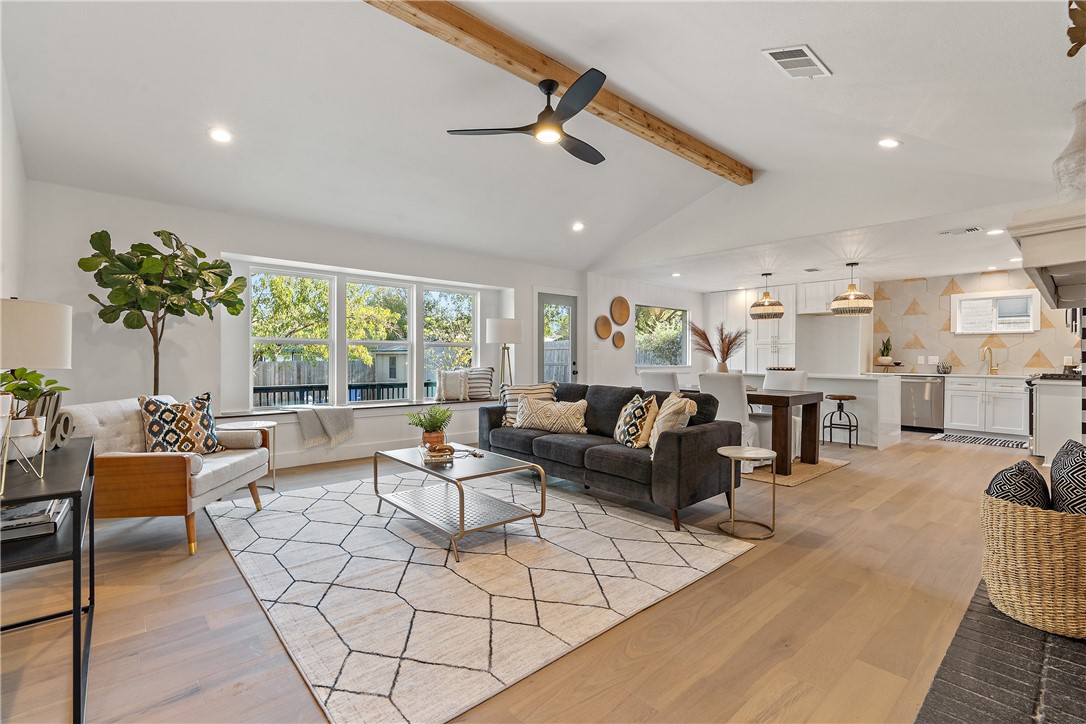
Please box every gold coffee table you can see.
[373,444,546,562]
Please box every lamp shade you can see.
[0,299,73,369]
[485,318,522,345]
[830,284,874,316]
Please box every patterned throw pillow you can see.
[515,396,588,434]
[985,460,1050,509]
[649,392,697,451]
[500,382,558,427]
[614,394,659,448]
[1050,439,1086,514]
[436,369,468,401]
[139,393,225,454]
[467,367,495,400]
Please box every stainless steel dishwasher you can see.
[901,376,945,431]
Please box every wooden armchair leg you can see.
[248,482,263,511]
[185,512,197,555]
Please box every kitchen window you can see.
[951,289,1041,334]
[634,305,689,366]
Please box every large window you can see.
[251,271,332,406]
[423,289,475,396]
[346,282,410,402]
[634,305,689,366]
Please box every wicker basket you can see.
[981,494,1086,639]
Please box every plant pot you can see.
[422,431,446,449]
[877,356,893,365]
[716,361,730,373]
[6,416,46,461]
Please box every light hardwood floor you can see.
[1,433,1025,722]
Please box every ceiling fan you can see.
[447,67,606,165]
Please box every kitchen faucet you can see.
[981,346,999,375]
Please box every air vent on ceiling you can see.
[762,45,832,79]
[938,226,983,236]
[804,268,822,272]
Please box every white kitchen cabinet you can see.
[986,391,1029,435]
[944,377,1027,436]
[798,280,849,315]
[1033,381,1081,464]
[946,388,985,431]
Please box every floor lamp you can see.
[485,318,522,392]
[1,299,73,487]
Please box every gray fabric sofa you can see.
[478,383,740,529]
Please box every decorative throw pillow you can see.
[985,460,1050,509]
[614,394,660,448]
[139,392,225,454]
[1050,439,1086,514]
[515,396,588,434]
[500,381,558,427]
[467,367,495,400]
[436,369,469,401]
[649,392,697,451]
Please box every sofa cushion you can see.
[646,390,718,426]
[515,397,588,434]
[489,427,551,455]
[584,385,641,437]
[555,383,590,403]
[986,460,1050,509]
[649,393,698,452]
[191,448,269,498]
[217,429,262,449]
[533,433,615,467]
[500,382,558,426]
[1050,439,1086,514]
[584,444,653,485]
[63,396,176,454]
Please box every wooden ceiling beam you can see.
[364,0,754,186]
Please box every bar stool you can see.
[822,394,859,448]
[716,446,777,540]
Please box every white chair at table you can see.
[699,372,761,473]
[639,370,680,392]
[751,369,807,463]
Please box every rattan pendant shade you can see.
[749,272,785,320]
[830,262,873,317]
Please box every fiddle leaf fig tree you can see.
[78,230,247,394]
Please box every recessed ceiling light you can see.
[207,126,233,144]
[737,286,745,290]
[986,229,1004,235]
[878,138,901,149]
[1009,257,1022,262]
[987,266,998,270]
[571,221,584,232]
[671,273,681,277]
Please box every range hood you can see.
[1007,200,1086,309]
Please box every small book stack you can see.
[1,499,71,542]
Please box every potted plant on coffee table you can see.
[1,368,69,461]
[406,405,454,448]
[689,322,748,373]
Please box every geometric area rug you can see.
[206,470,753,723]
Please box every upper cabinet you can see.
[797,279,851,315]
[748,285,796,344]
[950,289,1042,335]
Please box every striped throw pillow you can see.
[500,381,558,427]
[649,392,697,452]
[614,394,659,448]
[467,367,495,400]
[515,396,588,434]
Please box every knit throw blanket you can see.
[288,406,355,448]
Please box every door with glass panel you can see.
[538,294,577,384]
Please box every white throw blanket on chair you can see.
[288,406,355,448]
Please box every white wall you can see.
[1,66,26,298]
[585,272,709,388]
[795,314,873,375]
[21,181,583,407]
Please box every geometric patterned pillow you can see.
[139,392,226,454]
[1050,439,1086,514]
[613,394,659,449]
[514,396,588,434]
[985,460,1051,509]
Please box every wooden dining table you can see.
[746,389,825,475]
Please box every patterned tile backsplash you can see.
[872,270,1080,374]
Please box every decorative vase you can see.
[716,361,730,373]
[6,416,47,462]
[877,356,893,365]
[1053,99,1086,202]
[422,430,446,449]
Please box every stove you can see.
[1032,372,1082,381]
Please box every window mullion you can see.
[333,273,348,406]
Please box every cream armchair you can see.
[60,397,267,554]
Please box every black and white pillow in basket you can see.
[1050,439,1086,514]
[986,460,1051,509]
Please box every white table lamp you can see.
[485,318,522,391]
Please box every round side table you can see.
[218,420,278,491]
[717,445,777,540]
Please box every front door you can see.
[538,293,577,384]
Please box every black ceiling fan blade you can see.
[447,124,533,136]
[553,68,606,125]
[559,133,605,165]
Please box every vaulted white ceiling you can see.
[3,1,1082,290]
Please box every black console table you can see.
[1,437,95,724]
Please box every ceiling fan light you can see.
[534,126,562,144]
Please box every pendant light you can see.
[749,272,785,320]
[830,262,874,316]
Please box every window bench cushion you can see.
[191,448,269,498]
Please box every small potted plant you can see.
[1,368,69,460]
[406,405,454,448]
[690,322,748,373]
[877,337,893,366]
